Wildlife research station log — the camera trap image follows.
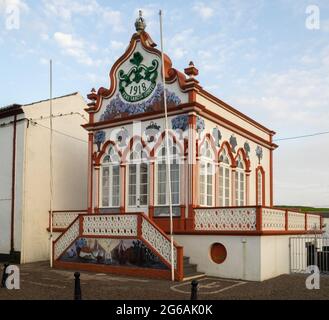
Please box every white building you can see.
[50,15,323,282]
[0,93,88,263]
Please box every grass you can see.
[275,205,329,212]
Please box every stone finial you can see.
[184,61,199,78]
[135,10,146,32]
[87,88,97,107]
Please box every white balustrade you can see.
[307,214,321,231]
[194,207,257,231]
[52,211,85,229]
[262,208,286,231]
[54,218,80,260]
[141,218,177,268]
[82,215,138,237]
[287,211,305,230]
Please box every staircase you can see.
[183,256,205,281]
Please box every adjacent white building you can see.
[0,93,88,263]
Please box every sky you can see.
[0,0,329,207]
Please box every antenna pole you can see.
[159,9,175,282]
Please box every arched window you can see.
[101,146,121,207]
[156,139,181,206]
[256,167,265,206]
[128,143,149,207]
[199,140,215,206]
[235,155,245,206]
[219,149,231,206]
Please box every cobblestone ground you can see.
[0,262,328,300]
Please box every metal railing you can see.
[290,236,329,274]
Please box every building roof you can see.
[23,92,79,107]
[0,103,22,113]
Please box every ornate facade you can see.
[51,13,322,281]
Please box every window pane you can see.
[102,167,110,207]
[111,165,120,206]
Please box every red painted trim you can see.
[121,135,152,162]
[152,131,184,157]
[218,141,236,166]
[234,148,251,171]
[285,210,288,231]
[172,230,323,236]
[10,115,17,252]
[256,207,262,232]
[95,140,122,165]
[198,89,275,135]
[198,133,218,160]
[53,260,174,281]
[196,103,277,149]
[88,133,93,213]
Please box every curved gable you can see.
[92,31,188,123]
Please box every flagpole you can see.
[49,59,54,268]
[159,9,175,282]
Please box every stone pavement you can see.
[0,262,329,300]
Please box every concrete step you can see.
[183,272,206,281]
[184,264,198,275]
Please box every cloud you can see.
[110,40,125,51]
[192,2,214,19]
[53,32,93,66]
[42,0,123,32]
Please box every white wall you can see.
[175,234,293,281]
[0,114,25,255]
[260,235,290,281]
[0,118,14,254]
[20,93,88,263]
[175,235,261,281]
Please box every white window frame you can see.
[199,140,215,207]
[219,163,231,207]
[100,163,121,208]
[155,143,181,207]
[257,170,263,206]
[127,160,149,208]
[235,156,246,206]
[100,147,121,208]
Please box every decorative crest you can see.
[135,10,146,32]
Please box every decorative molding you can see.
[244,141,250,158]
[212,127,222,147]
[171,115,189,136]
[116,127,129,147]
[256,145,263,164]
[196,116,205,139]
[94,130,106,152]
[145,121,161,142]
[100,83,181,121]
[118,51,159,103]
[229,135,237,153]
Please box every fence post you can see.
[1,264,9,288]
[190,280,198,300]
[74,272,82,300]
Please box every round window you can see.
[210,243,227,264]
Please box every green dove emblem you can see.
[118,52,159,103]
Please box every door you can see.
[127,162,149,214]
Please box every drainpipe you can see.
[10,114,17,254]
